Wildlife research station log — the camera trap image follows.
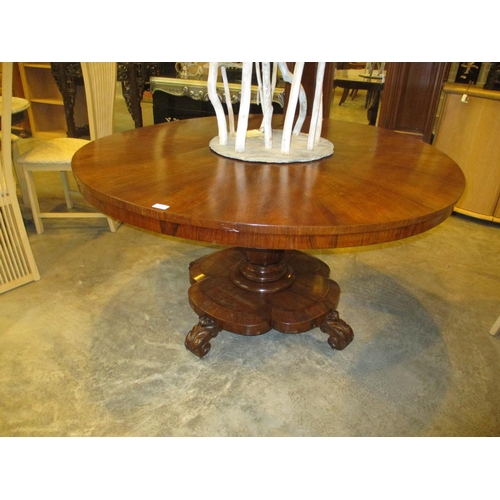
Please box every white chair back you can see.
[81,62,117,140]
[0,62,40,293]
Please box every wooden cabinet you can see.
[18,62,67,139]
[378,62,450,143]
[433,83,500,222]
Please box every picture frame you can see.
[455,62,482,84]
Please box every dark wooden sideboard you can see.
[150,74,285,123]
[151,63,334,123]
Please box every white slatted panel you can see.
[80,62,116,140]
[0,62,39,293]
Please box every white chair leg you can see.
[24,168,44,234]
[59,171,74,209]
[12,141,31,206]
[490,315,500,336]
[107,217,120,233]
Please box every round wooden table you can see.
[72,116,465,358]
[333,70,385,125]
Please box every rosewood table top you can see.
[72,116,465,357]
[72,115,465,251]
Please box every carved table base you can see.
[186,248,353,358]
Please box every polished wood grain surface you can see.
[72,115,465,250]
[72,116,465,357]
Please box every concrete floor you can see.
[1,87,500,437]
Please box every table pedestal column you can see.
[185,248,354,358]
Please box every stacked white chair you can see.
[17,62,120,234]
[0,62,40,293]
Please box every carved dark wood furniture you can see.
[150,63,335,123]
[72,115,465,358]
[50,63,87,138]
[150,74,285,123]
[333,69,385,125]
[117,63,160,128]
[51,63,160,137]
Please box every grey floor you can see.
[1,88,500,437]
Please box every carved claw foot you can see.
[320,310,354,351]
[185,315,221,358]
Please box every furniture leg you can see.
[120,63,145,129]
[11,140,30,206]
[106,217,120,233]
[490,315,500,336]
[339,88,349,106]
[186,247,353,357]
[367,90,381,125]
[185,315,221,358]
[320,309,354,350]
[24,169,44,234]
[60,171,74,209]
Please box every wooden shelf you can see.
[21,63,51,69]
[18,62,67,138]
[33,130,68,140]
[30,98,64,105]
